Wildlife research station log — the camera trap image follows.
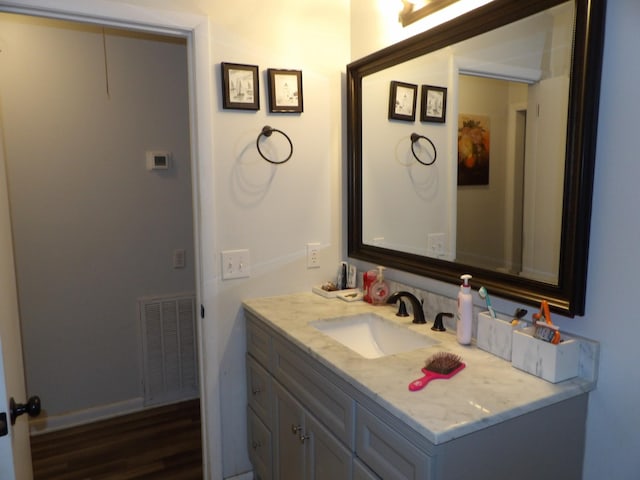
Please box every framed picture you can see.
[421,85,447,123]
[267,69,303,113]
[458,113,490,186]
[221,62,259,110]
[388,81,417,121]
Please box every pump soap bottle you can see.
[457,274,473,345]
[369,266,390,305]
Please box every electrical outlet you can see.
[307,243,320,268]
[221,249,250,279]
[428,233,446,257]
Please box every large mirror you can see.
[347,0,606,316]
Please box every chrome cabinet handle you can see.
[291,424,301,434]
[252,386,262,395]
[252,440,262,449]
[299,432,310,444]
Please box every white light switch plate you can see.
[221,249,250,280]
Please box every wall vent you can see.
[139,293,199,406]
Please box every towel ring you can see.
[410,133,437,166]
[256,125,293,164]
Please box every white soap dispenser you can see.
[457,274,473,345]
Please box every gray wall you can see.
[0,15,195,418]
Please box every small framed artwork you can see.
[388,81,417,121]
[267,69,303,113]
[421,85,447,123]
[221,62,260,110]
[458,113,490,186]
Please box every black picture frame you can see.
[267,68,303,113]
[421,85,447,123]
[221,62,259,110]
[388,81,417,121]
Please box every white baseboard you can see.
[225,472,253,480]
[29,397,145,435]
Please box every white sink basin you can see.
[310,313,438,359]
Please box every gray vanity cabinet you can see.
[245,310,588,480]
[274,381,352,479]
[356,405,432,478]
[247,313,353,479]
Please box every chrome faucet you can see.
[387,291,426,324]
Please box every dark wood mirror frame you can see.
[347,0,606,316]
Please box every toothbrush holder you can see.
[511,327,580,383]
[476,311,516,361]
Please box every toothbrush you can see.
[478,286,496,319]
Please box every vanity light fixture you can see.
[399,0,459,26]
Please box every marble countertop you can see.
[243,291,596,445]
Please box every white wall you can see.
[0,15,195,419]
[207,3,348,475]
[573,1,640,477]
[351,1,640,478]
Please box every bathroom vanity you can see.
[244,292,596,479]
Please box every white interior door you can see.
[0,119,33,478]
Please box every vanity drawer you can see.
[247,406,273,480]
[272,336,355,448]
[356,405,433,480]
[246,313,271,369]
[246,354,272,427]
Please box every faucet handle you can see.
[432,312,453,332]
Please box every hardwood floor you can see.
[30,399,203,480]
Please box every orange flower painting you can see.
[458,114,490,185]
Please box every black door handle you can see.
[0,412,7,436]
[10,396,41,425]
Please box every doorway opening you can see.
[0,4,215,478]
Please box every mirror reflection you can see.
[361,1,574,285]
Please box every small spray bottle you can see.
[457,274,473,345]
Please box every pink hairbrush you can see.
[409,352,465,391]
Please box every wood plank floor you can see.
[30,399,203,480]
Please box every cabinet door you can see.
[353,458,380,480]
[247,354,272,427]
[274,381,305,480]
[306,414,352,480]
[356,406,432,480]
[247,406,273,480]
